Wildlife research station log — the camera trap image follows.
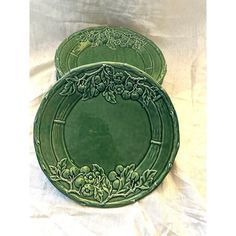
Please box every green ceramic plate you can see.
[34,62,179,208]
[55,26,167,84]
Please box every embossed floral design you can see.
[81,184,95,197]
[114,84,124,94]
[49,158,157,205]
[60,64,162,106]
[75,27,146,50]
[114,72,126,84]
[84,172,96,184]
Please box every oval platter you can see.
[55,26,167,84]
[34,62,179,208]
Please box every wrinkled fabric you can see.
[30,0,206,235]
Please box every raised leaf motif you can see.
[94,187,104,203]
[120,164,135,179]
[104,91,116,104]
[138,185,149,190]
[142,88,151,106]
[57,158,67,171]
[49,165,58,175]
[60,81,76,96]
[50,175,61,181]
[102,177,112,194]
[140,169,157,187]
[90,86,96,97]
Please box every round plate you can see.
[34,62,179,208]
[55,26,167,84]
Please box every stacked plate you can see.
[34,26,180,208]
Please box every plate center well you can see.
[64,95,151,171]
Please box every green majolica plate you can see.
[55,26,167,84]
[34,62,179,208]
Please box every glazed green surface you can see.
[34,62,179,208]
[65,95,151,171]
[55,26,167,84]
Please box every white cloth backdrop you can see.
[30,0,206,235]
